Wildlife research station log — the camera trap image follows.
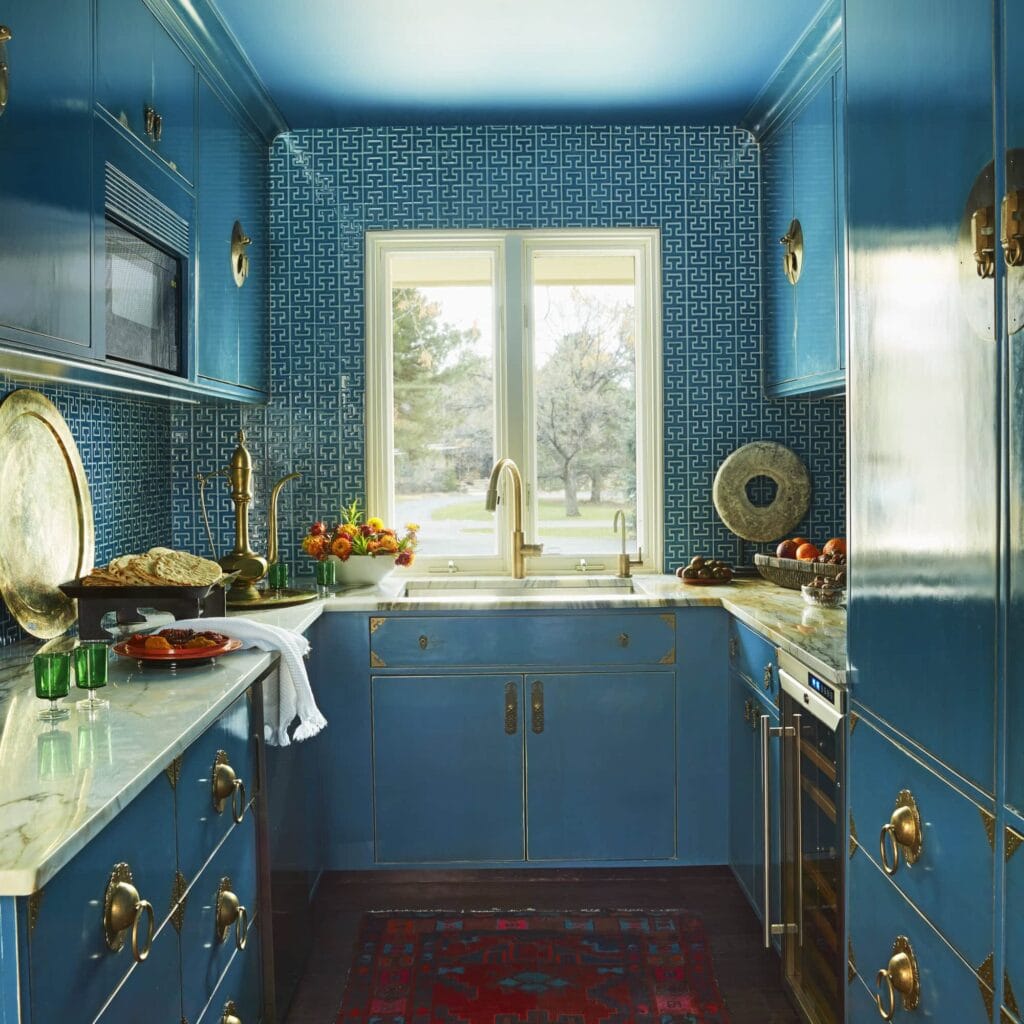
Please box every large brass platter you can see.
[0,390,94,637]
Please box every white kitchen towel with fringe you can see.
[168,617,326,746]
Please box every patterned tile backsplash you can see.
[0,374,172,646]
[172,124,845,571]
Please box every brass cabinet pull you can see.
[879,790,923,876]
[972,204,996,278]
[618,632,630,647]
[418,634,429,649]
[212,751,247,823]
[152,111,162,142]
[103,862,155,961]
[763,663,773,690]
[504,681,518,734]
[531,680,544,734]
[220,1001,242,1024]
[0,25,11,119]
[143,104,156,139]
[874,936,920,1019]
[215,877,249,951]
[1003,190,1024,266]
[779,218,803,284]
[729,635,738,660]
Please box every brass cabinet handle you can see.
[618,632,630,647]
[1003,190,1024,267]
[874,936,920,1019]
[418,634,429,649]
[504,681,518,734]
[879,790,923,876]
[0,25,11,119]
[103,862,155,961]
[763,663,773,690]
[143,104,156,139]
[220,1001,242,1024]
[215,877,249,951]
[531,680,544,734]
[212,751,247,823]
[972,204,996,278]
[779,218,803,285]
[729,635,738,660]
[231,221,252,287]
[152,111,162,142]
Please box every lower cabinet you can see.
[371,669,676,864]
[728,672,781,942]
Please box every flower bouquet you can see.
[301,499,418,587]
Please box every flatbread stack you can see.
[81,547,224,588]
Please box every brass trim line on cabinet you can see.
[849,811,858,859]
[848,938,857,983]
[370,651,386,668]
[165,756,182,789]
[170,870,188,933]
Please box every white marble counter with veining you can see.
[0,577,842,895]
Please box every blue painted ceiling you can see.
[210,0,826,128]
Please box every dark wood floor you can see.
[282,867,801,1024]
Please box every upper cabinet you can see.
[0,2,94,356]
[96,0,196,183]
[197,78,269,396]
[745,2,845,397]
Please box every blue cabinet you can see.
[197,78,269,396]
[525,671,676,861]
[96,0,195,183]
[1006,821,1024,1021]
[0,0,93,355]
[762,124,797,388]
[371,673,526,863]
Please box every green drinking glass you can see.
[73,642,110,712]
[34,651,71,722]
[267,560,290,591]
[315,558,336,595]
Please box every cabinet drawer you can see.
[849,717,994,967]
[180,813,259,1023]
[848,845,992,1022]
[197,916,264,1024]
[177,691,258,882]
[93,919,182,1024]
[369,613,676,669]
[27,771,177,1024]
[847,971,886,1024]
[728,618,776,698]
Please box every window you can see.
[366,230,662,573]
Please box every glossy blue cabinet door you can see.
[0,0,92,353]
[150,19,195,182]
[846,0,998,794]
[762,123,797,390]
[196,916,264,1024]
[372,674,525,863]
[728,674,757,905]
[198,78,242,384]
[793,77,841,384]
[525,671,675,861]
[92,923,183,1024]
[237,127,269,392]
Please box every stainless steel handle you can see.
[761,713,771,949]
[793,713,803,948]
[762,714,799,950]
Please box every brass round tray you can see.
[226,587,318,610]
[0,390,94,637]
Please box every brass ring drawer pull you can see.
[103,862,155,962]
[878,790,923,876]
[874,936,920,1020]
[618,633,630,647]
[419,634,429,649]
[212,751,247,823]
[215,878,249,951]
[220,1000,242,1024]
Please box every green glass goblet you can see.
[267,560,289,592]
[73,642,110,712]
[315,558,336,596]
[34,651,71,722]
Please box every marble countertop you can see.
[0,576,842,895]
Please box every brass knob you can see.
[618,633,630,647]
[103,863,155,961]
[879,791,923,876]
[763,663,773,690]
[418,634,429,649]
[874,936,920,1020]
[212,751,247,823]
[220,1001,242,1024]
[0,26,11,42]
[215,878,249,951]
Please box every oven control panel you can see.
[808,672,836,706]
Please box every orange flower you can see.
[377,533,399,553]
[396,550,415,567]
[303,534,329,560]
[331,535,352,559]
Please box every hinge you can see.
[165,756,182,789]
[849,811,858,859]
[170,870,188,933]
[27,890,43,934]
[978,953,995,1021]
[1007,826,1023,862]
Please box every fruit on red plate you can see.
[795,542,820,561]
[776,539,799,559]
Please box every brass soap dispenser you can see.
[199,430,299,603]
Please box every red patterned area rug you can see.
[336,910,731,1024]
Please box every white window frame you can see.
[366,228,663,575]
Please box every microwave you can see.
[103,162,189,375]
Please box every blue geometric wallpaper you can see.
[172,124,845,572]
[0,374,172,646]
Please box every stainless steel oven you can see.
[762,649,846,1024]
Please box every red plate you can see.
[113,638,243,662]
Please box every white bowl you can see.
[332,555,395,588]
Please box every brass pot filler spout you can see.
[197,430,299,602]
